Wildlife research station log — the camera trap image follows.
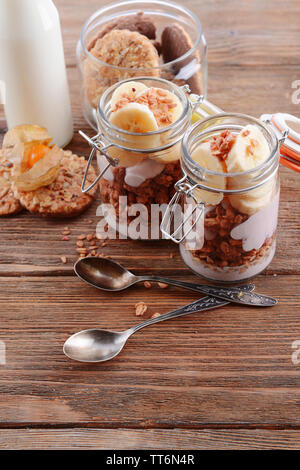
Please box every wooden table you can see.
[0,0,300,450]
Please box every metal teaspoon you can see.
[63,284,254,363]
[74,257,277,307]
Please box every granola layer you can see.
[99,160,182,221]
[184,196,277,281]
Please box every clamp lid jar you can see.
[80,76,193,240]
[161,113,281,282]
[76,0,207,130]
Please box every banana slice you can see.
[226,125,273,214]
[150,141,181,164]
[191,141,226,205]
[136,87,183,128]
[110,81,148,109]
[135,87,183,163]
[110,102,159,149]
[110,102,158,132]
[104,146,146,168]
[229,178,276,215]
[226,124,270,173]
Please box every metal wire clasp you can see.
[79,130,119,193]
[160,175,204,244]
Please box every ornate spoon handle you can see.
[140,276,277,307]
[129,284,254,335]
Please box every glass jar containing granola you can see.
[161,114,280,282]
[77,0,207,129]
[81,76,195,239]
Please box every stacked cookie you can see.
[83,11,202,109]
[0,125,97,218]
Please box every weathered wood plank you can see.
[1,428,300,450]
[0,156,299,276]
[0,275,299,427]
[57,0,300,67]
[0,0,300,443]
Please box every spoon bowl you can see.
[75,257,136,291]
[63,328,128,362]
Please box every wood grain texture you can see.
[0,161,298,275]
[0,275,299,428]
[0,0,299,450]
[1,428,300,450]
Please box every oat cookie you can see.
[0,154,22,216]
[84,29,160,108]
[12,151,98,218]
[161,23,202,95]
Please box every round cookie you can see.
[161,23,203,95]
[84,29,160,108]
[0,154,23,216]
[12,151,98,218]
[87,12,156,50]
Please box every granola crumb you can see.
[169,253,174,259]
[158,282,168,289]
[76,247,87,254]
[62,230,70,235]
[87,233,95,241]
[144,281,151,288]
[90,250,97,256]
[135,301,148,316]
[76,240,84,247]
[77,234,86,240]
[88,219,93,224]
[151,312,161,319]
[60,256,67,264]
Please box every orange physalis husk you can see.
[3,124,51,149]
[13,145,63,191]
[19,140,52,174]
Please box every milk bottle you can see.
[0,0,73,147]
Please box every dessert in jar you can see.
[84,77,191,238]
[77,0,207,129]
[162,114,280,282]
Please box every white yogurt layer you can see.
[230,190,279,251]
[97,153,114,181]
[97,154,165,187]
[124,158,165,187]
[180,241,276,282]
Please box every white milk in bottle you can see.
[0,0,73,147]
